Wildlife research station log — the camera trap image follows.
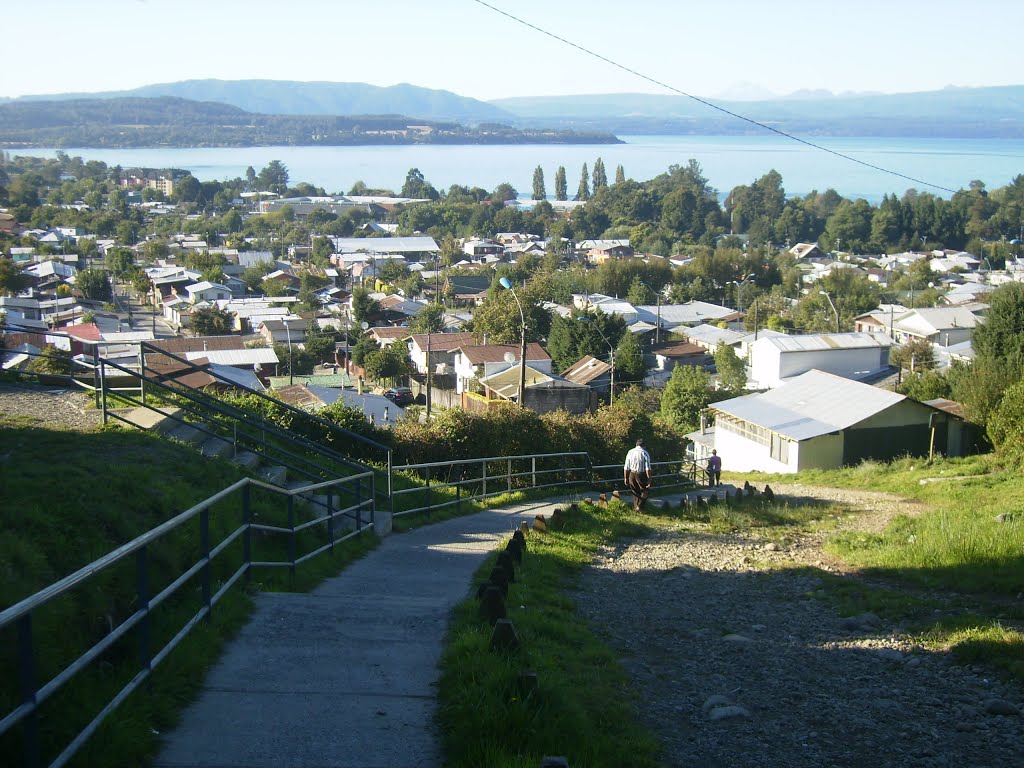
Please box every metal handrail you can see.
[0,471,374,768]
[391,451,592,517]
[591,459,705,491]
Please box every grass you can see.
[436,500,661,768]
[0,422,378,767]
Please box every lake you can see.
[11,136,1024,204]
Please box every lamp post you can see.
[819,290,840,334]
[580,315,615,405]
[498,277,527,408]
[282,318,294,385]
[730,273,756,314]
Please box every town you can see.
[2,153,1020,472]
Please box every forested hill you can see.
[4,79,513,124]
[491,85,1024,138]
[0,97,621,148]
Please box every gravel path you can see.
[0,381,101,430]
[572,485,1024,768]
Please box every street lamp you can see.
[819,290,840,334]
[730,273,756,313]
[580,315,615,404]
[282,318,294,385]
[498,277,528,409]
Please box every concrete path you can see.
[154,496,577,768]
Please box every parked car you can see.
[383,387,415,406]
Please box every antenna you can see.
[503,352,516,364]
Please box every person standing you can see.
[707,449,722,487]
[623,438,652,512]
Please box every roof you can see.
[755,332,892,353]
[480,365,581,399]
[924,398,968,420]
[185,348,279,366]
[711,369,907,441]
[636,301,737,327]
[894,306,983,336]
[562,354,612,385]
[459,342,550,365]
[408,332,477,352]
[332,236,439,253]
[148,335,248,356]
[683,324,746,347]
[650,341,707,359]
[185,281,230,293]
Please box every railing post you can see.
[288,495,296,576]
[327,490,335,550]
[136,546,151,675]
[138,343,146,405]
[482,459,488,500]
[387,449,393,507]
[532,456,537,488]
[200,508,211,622]
[99,358,109,425]
[356,475,364,530]
[507,458,512,493]
[242,483,252,583]
[17,614,40,768]
[92,346,100,408]
[587,453,595,489]
[426,465,432,516]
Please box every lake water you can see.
[11,136,1024,204]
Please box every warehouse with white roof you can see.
[747,332,892,389]
[709,370,965,473]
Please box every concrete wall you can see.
[524,386,591,415]
[713,427,796,474]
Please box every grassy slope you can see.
[0,422,377,767]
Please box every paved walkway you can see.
[154,496,580,768]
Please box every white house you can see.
[890,306,985,347]
[184,281,232,303]
[710,370,964,474]
[453,342,552,394]
[747,332,892,389]
[407,332,476,374]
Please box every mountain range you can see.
[3,80,1024,139]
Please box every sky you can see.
[3,0,1022,102]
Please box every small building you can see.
[890,306,985,347]
[747,332,892,390]
[475,366,590,414]
[407,332,477,374]
[710,369,966,474]
[184,281,232,303]
[259,318,308,346]
[453,342,552,394]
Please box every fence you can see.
[0,472,374,768]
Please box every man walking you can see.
[623,438,652,512]
[707,449,722,487]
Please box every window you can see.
[770,434,790,463]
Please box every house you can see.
[577,239,632,263]
[788,243,826,261]
[646,341,710,385]
[184,281,232,303]
[747,332,892,390]
[572,294,639,325]
[445,275,492,305]
[408,332,477,374]
[853,305,907,336]
[453,342,551,394]
[682,324,745,353]
[368,326,411,348]
[462,239,504,258]
[710,370,967,474]
[474,366,590,414]
[890,306,985,347]
[259,318,308,346]
[562,354,612,393]
[635,300,739,331]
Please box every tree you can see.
[614,329,646,386]
[615,165,626,185]
[713,341,748,394]
[363,343,412,385]
[576,163,590,202]
[105,247,135,277]
[958,282,1024,425]
[352,286,382,324]
[274,342,314,376]
[592,157,608,191]
[304,321,335,364]
[554,166,568,201]
[408,303,445,333]
[190,306,233,336]
[27,344,72,376]
[0,257,28,297]
[532,166,546,201]
[351,334,379,367]
[401,168,439,200]
[76,267,112,301]
[659,364,711,433]
[258,161,290,194]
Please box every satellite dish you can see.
[361,321,369,330]
[503,352,516,364]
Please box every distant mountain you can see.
[0,96,620,148]
[11,79,514,124]
[490,85,1024,138]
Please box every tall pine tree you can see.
[532,165,546,200]
[615,164,626,184]
[576,162,590,201]
[592,157,608,191]
[554,165,568,201]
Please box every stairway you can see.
[121,406,291,486]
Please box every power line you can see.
[470,0,959,195]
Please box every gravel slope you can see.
[572,485,1024,768]
[0,381,101,430]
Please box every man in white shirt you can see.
[623,438,652,512]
